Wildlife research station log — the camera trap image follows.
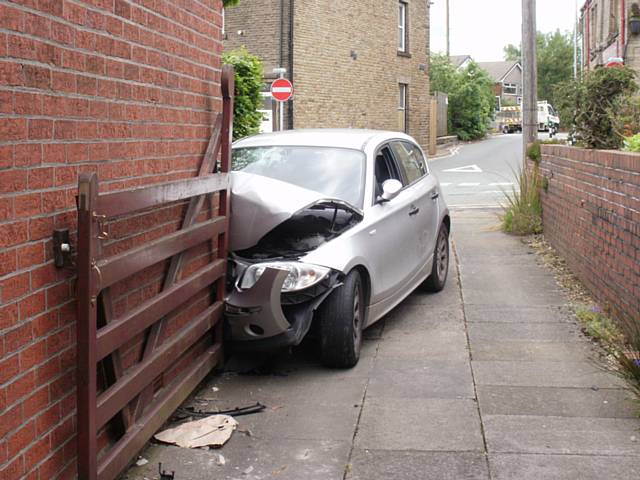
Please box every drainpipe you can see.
[621,0,627,62]
[288,0,294,130]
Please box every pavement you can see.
[124,208,640,480]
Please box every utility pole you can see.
[522,0,538,161]
[446,0,450,57]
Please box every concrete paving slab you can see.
[468,322,585,343]
[490,453,640,480]
[355,397,484,452]
[367,358,475,399]
[472,360,625,388]
[477,385,638,418]
[483,414,640,456]
[403,276,462,308]
[464,305,569,323]
[380,304,463,334]
[470,341,594,362]
[346,449,489,480]
[377,324,469,361]
[124,437,351,480]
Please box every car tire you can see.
[318,270,363,368]
[423,223,449,292]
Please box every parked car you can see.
[225,129,450,367]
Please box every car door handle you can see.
[408,205,420,216]
[431,191,439,200]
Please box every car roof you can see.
[232,128,416,151]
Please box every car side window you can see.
[374,145,403,200]
[390,141,427,184]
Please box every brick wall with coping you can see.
[537,145,640,326]
[0,1,223,478]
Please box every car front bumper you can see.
[224,266,340,349]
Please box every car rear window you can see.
[232,146,366,208]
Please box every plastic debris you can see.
[135,457,148,466]
[154,415,238,449]
[216,454,226,466]
[243,466,254,475]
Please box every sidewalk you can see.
[125,210,640,480]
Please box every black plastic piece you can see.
[52,229,70,268]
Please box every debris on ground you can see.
[216,453,226,466]
[134,457,148,466]
[243,466,254,475]
[158,463,175,480]
[154,415,238,449]
[175,402,266,420]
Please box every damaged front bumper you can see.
[225,266,341,349]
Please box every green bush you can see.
[430,55,495,141]
[501,165,543,235]
[624,133,640,152]
[222,47,264,141]
[526,141,541,163]
[555,67,637,149]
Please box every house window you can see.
[398,83,408,133]
[503,83,517,95]
[398,2,407,53]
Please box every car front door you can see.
[389,141,440,279]
[366,143,424,304]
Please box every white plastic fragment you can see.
[216,453,226,466]
[135,457,149,466]
[154,415,238,449]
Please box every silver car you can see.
[225,129,450,367]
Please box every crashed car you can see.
[226,129,450,367]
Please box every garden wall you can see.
[0,1,223,478]
[537,145,640,326]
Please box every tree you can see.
[503,31,574,109]
[222,48,264,141]
[430,54,495,140]
[223,0,240,6]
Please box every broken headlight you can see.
[238,262,331,292]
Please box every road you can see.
[430,132,564,209]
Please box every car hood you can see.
[229,171,362,251]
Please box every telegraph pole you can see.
[522,0,538,161]
[573,0,578,78]
[446,0,450,57]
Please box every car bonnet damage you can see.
[225,172,364,347]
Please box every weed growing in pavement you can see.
[575,305,640,405]
[500,165,543,235]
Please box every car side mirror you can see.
[379,179,402,202]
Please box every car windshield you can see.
[232,146,366,207]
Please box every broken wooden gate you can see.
[76,66,234,480]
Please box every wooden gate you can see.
[76,66,234,480]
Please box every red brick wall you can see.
[0,1,223,478]
[537,145,640,327]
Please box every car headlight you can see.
[238,262,331,292]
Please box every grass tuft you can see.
[501,165,543,235]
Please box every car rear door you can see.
[389,141,439,278]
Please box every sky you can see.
[430,0,580,61]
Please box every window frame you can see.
[503,83,517,95]
[398,83,408,133]
[398,1,408,54]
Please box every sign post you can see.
[271,69,292,131]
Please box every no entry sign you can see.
[271,78,293,102]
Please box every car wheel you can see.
[423,223,449,292]
[318,270,363,368]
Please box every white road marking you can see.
[458,182,480,186]
[440,182,452,186]
[489,182,513,186]
[443,164,482,173]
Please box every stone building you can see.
[580,0,640,71]
[223,0,432,150]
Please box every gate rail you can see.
[76,66,234,480]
